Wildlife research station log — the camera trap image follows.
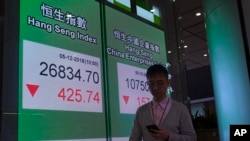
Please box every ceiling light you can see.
[168,51,172,54]
[184,45,188,48]
[196,12,201,16]
[203,53,208,57]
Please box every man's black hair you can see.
[146,64,169,78]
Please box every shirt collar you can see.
[152,97,169,109]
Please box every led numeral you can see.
[57,88,100,103]
[40,61,99,84]
[125,78,149,91]
[137,97,151,106]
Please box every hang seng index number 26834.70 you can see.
[39,61,99,84]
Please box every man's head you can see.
[146,64,169,102]
[146,64,169,79]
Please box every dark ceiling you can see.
[174,0,210,70]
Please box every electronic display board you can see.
[3,1,167,140]
[105,5,167,140]
[19,0,106,140]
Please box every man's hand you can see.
[149,128,170,140]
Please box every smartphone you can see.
[146,124,159,133]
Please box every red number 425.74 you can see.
[58,88,100,103]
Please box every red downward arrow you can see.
[123,95,129,104]
[26,84,39,97]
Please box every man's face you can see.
[147,73,169,102]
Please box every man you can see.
[129,64,196,141]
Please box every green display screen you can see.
[104,5,167,140]
[2,1,167,140]
[19,0,106,140]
